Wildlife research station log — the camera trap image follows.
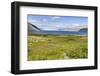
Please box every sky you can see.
[28,15,88,31]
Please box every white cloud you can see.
[28,18,87,31]
[28,19,37,23]
[39,23,87,31]
[51,16,61,20]
[73,24,80,27]
[56,24,87,31]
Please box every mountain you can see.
[28,23,87,36]
[28,23,41,35]
[78,28,88,32]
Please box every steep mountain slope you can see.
[79,28,88,32]
[28,22,41,35]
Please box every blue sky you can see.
[28,15,88,31]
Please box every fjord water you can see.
[32,31,87,36]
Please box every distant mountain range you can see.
[28,23,88,36]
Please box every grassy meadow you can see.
[28,35,88,61]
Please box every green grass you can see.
[28,35,88,61]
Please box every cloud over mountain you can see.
[28,15,88,31]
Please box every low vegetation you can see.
[28,35,88,61]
